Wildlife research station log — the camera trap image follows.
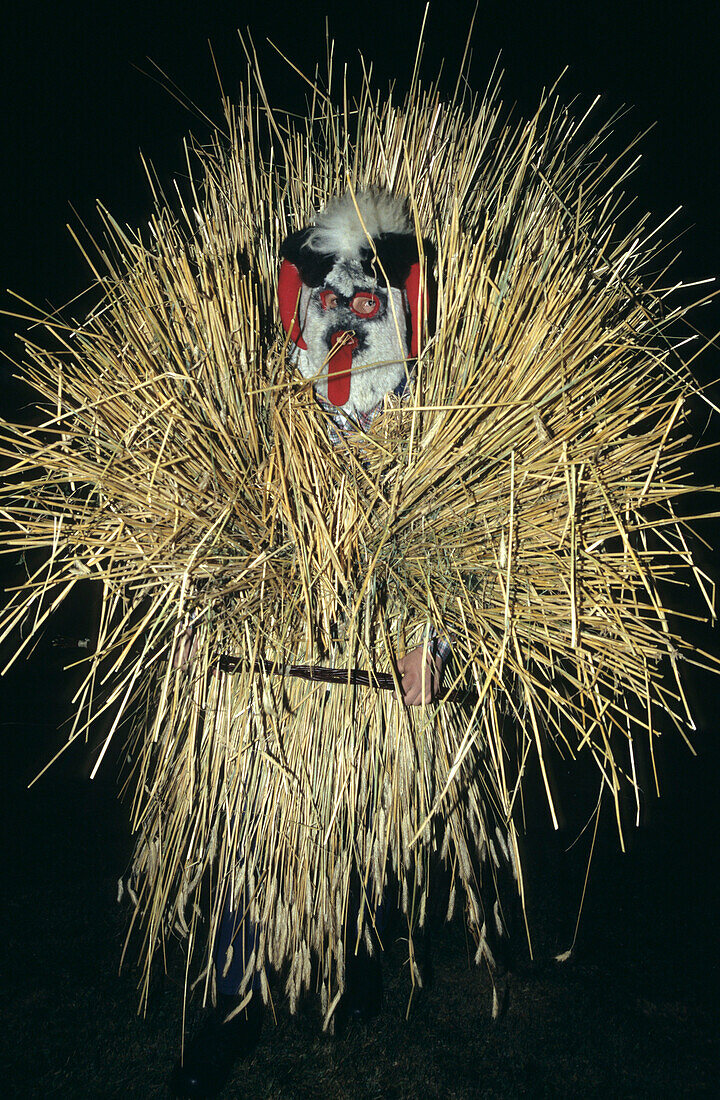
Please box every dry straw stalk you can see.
[1,39,716,1019]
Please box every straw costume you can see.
[0,42,715,1086]
[177,192,460,1092]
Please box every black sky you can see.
[1,0,719,385]
[1,7,719,1084]
[3,0,719,749]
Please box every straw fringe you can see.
[1,45,715,1017]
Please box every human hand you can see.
[172,623,198,670]
[396,645,442,706]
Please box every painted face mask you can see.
[278,190,426,416]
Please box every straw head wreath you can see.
[0,49,716,1024]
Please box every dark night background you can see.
[1,2,719,1096]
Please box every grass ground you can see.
[2,655,718,1098]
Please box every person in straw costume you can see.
[0,40,715,1100]
[170,187,465,1095]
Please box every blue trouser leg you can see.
[216,877,386,997]
[215,887,262,997]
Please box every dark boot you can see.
[170,994,263,1098]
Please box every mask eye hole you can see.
[320,289,338,310]
[350,292,380,318]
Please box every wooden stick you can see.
[216,654,475,704]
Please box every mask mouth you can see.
[326,330,358,406]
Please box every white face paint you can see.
[293,258,410,416]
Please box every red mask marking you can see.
[327,331,357,407]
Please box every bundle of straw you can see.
[1,44,715,1022]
